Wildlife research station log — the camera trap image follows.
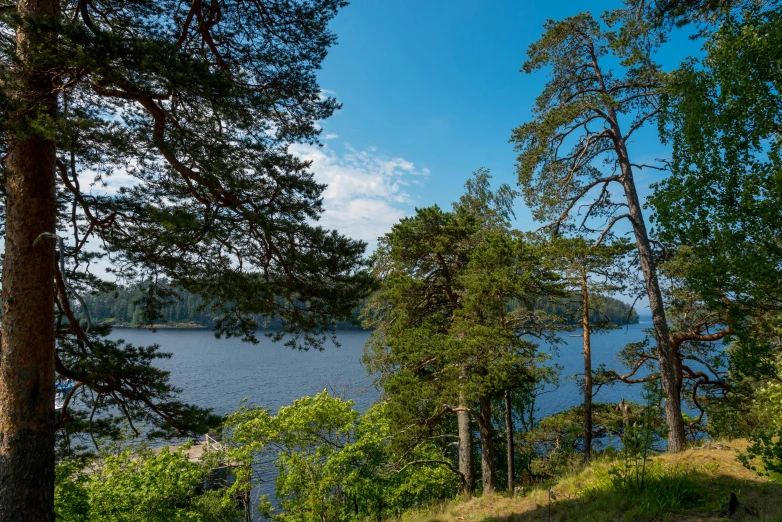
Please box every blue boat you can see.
[55,379,75,409]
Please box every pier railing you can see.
[205,434,225,452]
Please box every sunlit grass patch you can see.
[400,440,782,522]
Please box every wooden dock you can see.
[155,434,240,467]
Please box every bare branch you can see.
[672,325,733,350]
[629,163,666,172]
[593,214,633,247]
[607,357,660,384]
[539,175,621,234]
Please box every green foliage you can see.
[362,201,471,451]
[54,445,243,522]
[336,404,459,516]
[738,353,782,481]
[81,282,218,327]
[652,6,782,315]
[612,387,667,491]
[54,459,90,522]
[80,280,368,330]
[454,229,561,400]
[518,403,634,475]
[536,293,639,327]
[741,430,782,480]
[511,9,663,236]
[55,328,222,457]
[0,0,374,454]
[81,277,634,329]
[538,236,638,328]
[189,491,246,522]
[651,4,782,441]
[362,170,563,489]
[224,390,459,521]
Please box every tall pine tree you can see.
[0,1,373,519]
[510,8,732,451]
[543,236,634,462]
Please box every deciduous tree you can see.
[224,391,459,521]
[651,5,782,317]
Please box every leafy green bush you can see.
[55,445,242,522]
[224,390,460,521]
[739,354,782,480]
[515,403,627,480]
[741,430,782,479]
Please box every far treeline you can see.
[81,283,639,329]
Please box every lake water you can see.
[106,322,655,517]
[107,321,654,424]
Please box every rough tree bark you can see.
[603,96,687,452]
[478,395,495,494]
[0,0,60,518]
[515,20,694,453]
[616,150,686,452]
[580,268,593,463]
[504,389,514,492]
[457,393,474,498]
[582,41,687,452]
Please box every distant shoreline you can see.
[109,322,208,329]
[108,323,368,331]
[109,320,642,331]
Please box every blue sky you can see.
[301,0,702,257]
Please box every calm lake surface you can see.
[106,322,654,517]
[108,321,654,422]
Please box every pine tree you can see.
[510,8,731,451]
[364,203,477,495]
[453,229,561,492]
[0,1,372,519]
[543,236,634,462]
[364,171,561,495]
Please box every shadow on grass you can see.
[469,471,782,522]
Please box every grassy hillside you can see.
[401,440,782,522]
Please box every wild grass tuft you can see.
[583,461,705,519]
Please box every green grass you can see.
[400,440,782,522]
[579,461,706,519]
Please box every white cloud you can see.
[290,142,428,249]
[77,165,138,195]
[73,139,425,252]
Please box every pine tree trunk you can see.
[615,141,687,452]
[457,393,474,497]
[581,269,593,464]
[478,395,495,494]
[0,1,60,518]
[504,389,514,492]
